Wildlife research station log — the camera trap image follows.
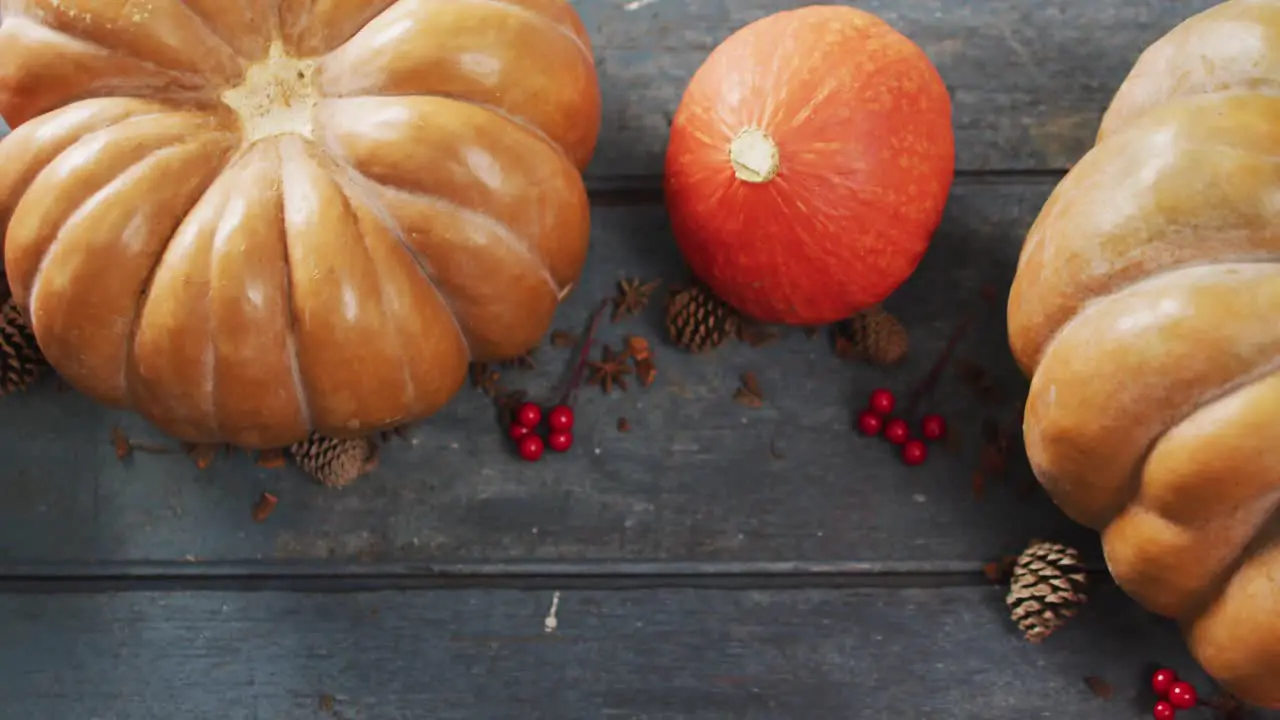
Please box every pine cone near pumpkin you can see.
[1006,540,1089,643]
[833,306,908,366]
[0,297,48,396]
[665,283,740,353]
[288,433,379,488]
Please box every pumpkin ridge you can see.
[128,142,240,438]
[331,169,431,404]
[1106,356,1280,574]
[318,137,562,301]
[9,0,245,87]
[33,135,234,406]
[1025,263,1280,528]
[1024,252,1280,377]
[454,0,593,62]
[10,111,232,307]
[0,16,175,80]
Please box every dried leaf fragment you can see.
[624,335,652,362]
[1083,676,1112,700]
[982,555,1017,583]
[112,427,131,460]
[733,372,765,408]
[736,320,779,348]
[550,329,579,348]
[252,492,278,522]
[255,449,287,469]
[186,443,220,470]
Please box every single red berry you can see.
[515,402,542,429]
[883,418,910,444]
[548,405,575,432]
[1167,681,1197,710]
[901,439,928,466]
[508,423,531,442]
[517,434,544,461]
[1150,668,1178,696]
[920,413,947,441]
[857,410,884,436]
[868,388,896,415]
[1152,700,1176,720]
[547,430,573,453]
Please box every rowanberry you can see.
[1167,681,1197,710]
[920,413,947,441]
[883,418,909,444]
[1151,668,1177,696]
[547,430,573,453]
[518,433,545,461]
[901,439,927,466]
[508,423,531,442]
[868,388,896,415]
[1151,700,1175,720]
[548,405,575,432]
[515,402,542,429]
[857,410,884,436]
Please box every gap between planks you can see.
[0,558,1112,594]
[586,168,1067,206]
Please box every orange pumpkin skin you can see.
[0,0,600,449]
[664,5,954,326]
[1008,0,1280,708]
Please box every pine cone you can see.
[1006,540,1089,643]
[0,297,47,395]
[833,306,908,366]
[665,283,740,353]
[289,433,379,488]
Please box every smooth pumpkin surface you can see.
[0,0,600,448]
[1007,0,1280,708]
[663,5,954,326]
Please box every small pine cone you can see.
[289,433,379,488]
[1006,540,1089,643]
[0,297,47,395]
[833,306,908,366]
[665,283,740,353]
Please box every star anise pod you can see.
[611,277,661,323]
[587,344,632,393]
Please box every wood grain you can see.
[0,182,1103,570]
[573,0,1218,180]
[0,585,1268,719]
[0,0,1219,182]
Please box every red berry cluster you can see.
[856,388,946,465]
[509,402,576,461]
[1150,668,1198,719]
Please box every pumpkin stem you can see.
[728,127,780,183]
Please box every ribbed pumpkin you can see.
[1008,0,1280,708]
[0,0,599,448]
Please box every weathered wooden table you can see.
[1,1,1271,718]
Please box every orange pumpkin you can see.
[664,5,954,326]
[0,0,599,448]
[1008,0,1280,708]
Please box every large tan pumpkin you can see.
[0,0,599,448]
[1008,0,1280,708]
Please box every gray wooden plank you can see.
[0,585,1268,719]
[572,0,1217,180]
[0,181,1103,569]
[0,1,1218,180]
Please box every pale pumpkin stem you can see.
[728,127,780,183]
